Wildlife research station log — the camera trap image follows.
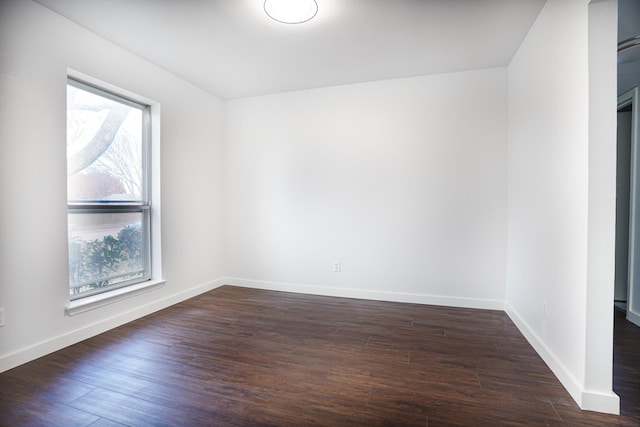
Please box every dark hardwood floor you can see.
[614,307,640,419]
[1,285,639,426]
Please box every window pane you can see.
[68,211,148,296]
[67,84,144,202]
[67,78,152,300]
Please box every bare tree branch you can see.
[93,129,142,197]
[67,105,129,176]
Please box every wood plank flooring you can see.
[1,285,639,426]
[614,307,640,419]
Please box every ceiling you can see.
[35,0,546,99]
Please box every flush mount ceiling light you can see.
[264,0,318,24]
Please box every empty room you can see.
[1,0,639,425]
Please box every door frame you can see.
[620,86,640,327]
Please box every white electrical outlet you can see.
[333,261,341,272]
[0,307,5,327]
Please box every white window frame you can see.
[65,72,163,315]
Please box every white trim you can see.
[621,87,640,327]
[504,301,620,415]
[504,301,583,402]
[225,277,505,310]
[3,273,623,416]
[67,68,158,107]
[0,278,226,373]
[2,276,623,416]
[627,309,640,326]
[66,279,166,316]
[581,389,620,415]
[64,68,165,319]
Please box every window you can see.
[67,78,152,300]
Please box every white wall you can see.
[585,0,618,412]
[0,0,226,371]
[224,68,508,308]
[506,0,619,414]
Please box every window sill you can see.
[65,279,166,316]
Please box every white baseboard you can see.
[504,301,620,415]
[627,308,640,327]
[581,389,620,415]
[504,301,583,403]
[1,277,621,416]
[0,278,226,373]
[224,277,505,310]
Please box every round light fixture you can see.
[264,0,318,24]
